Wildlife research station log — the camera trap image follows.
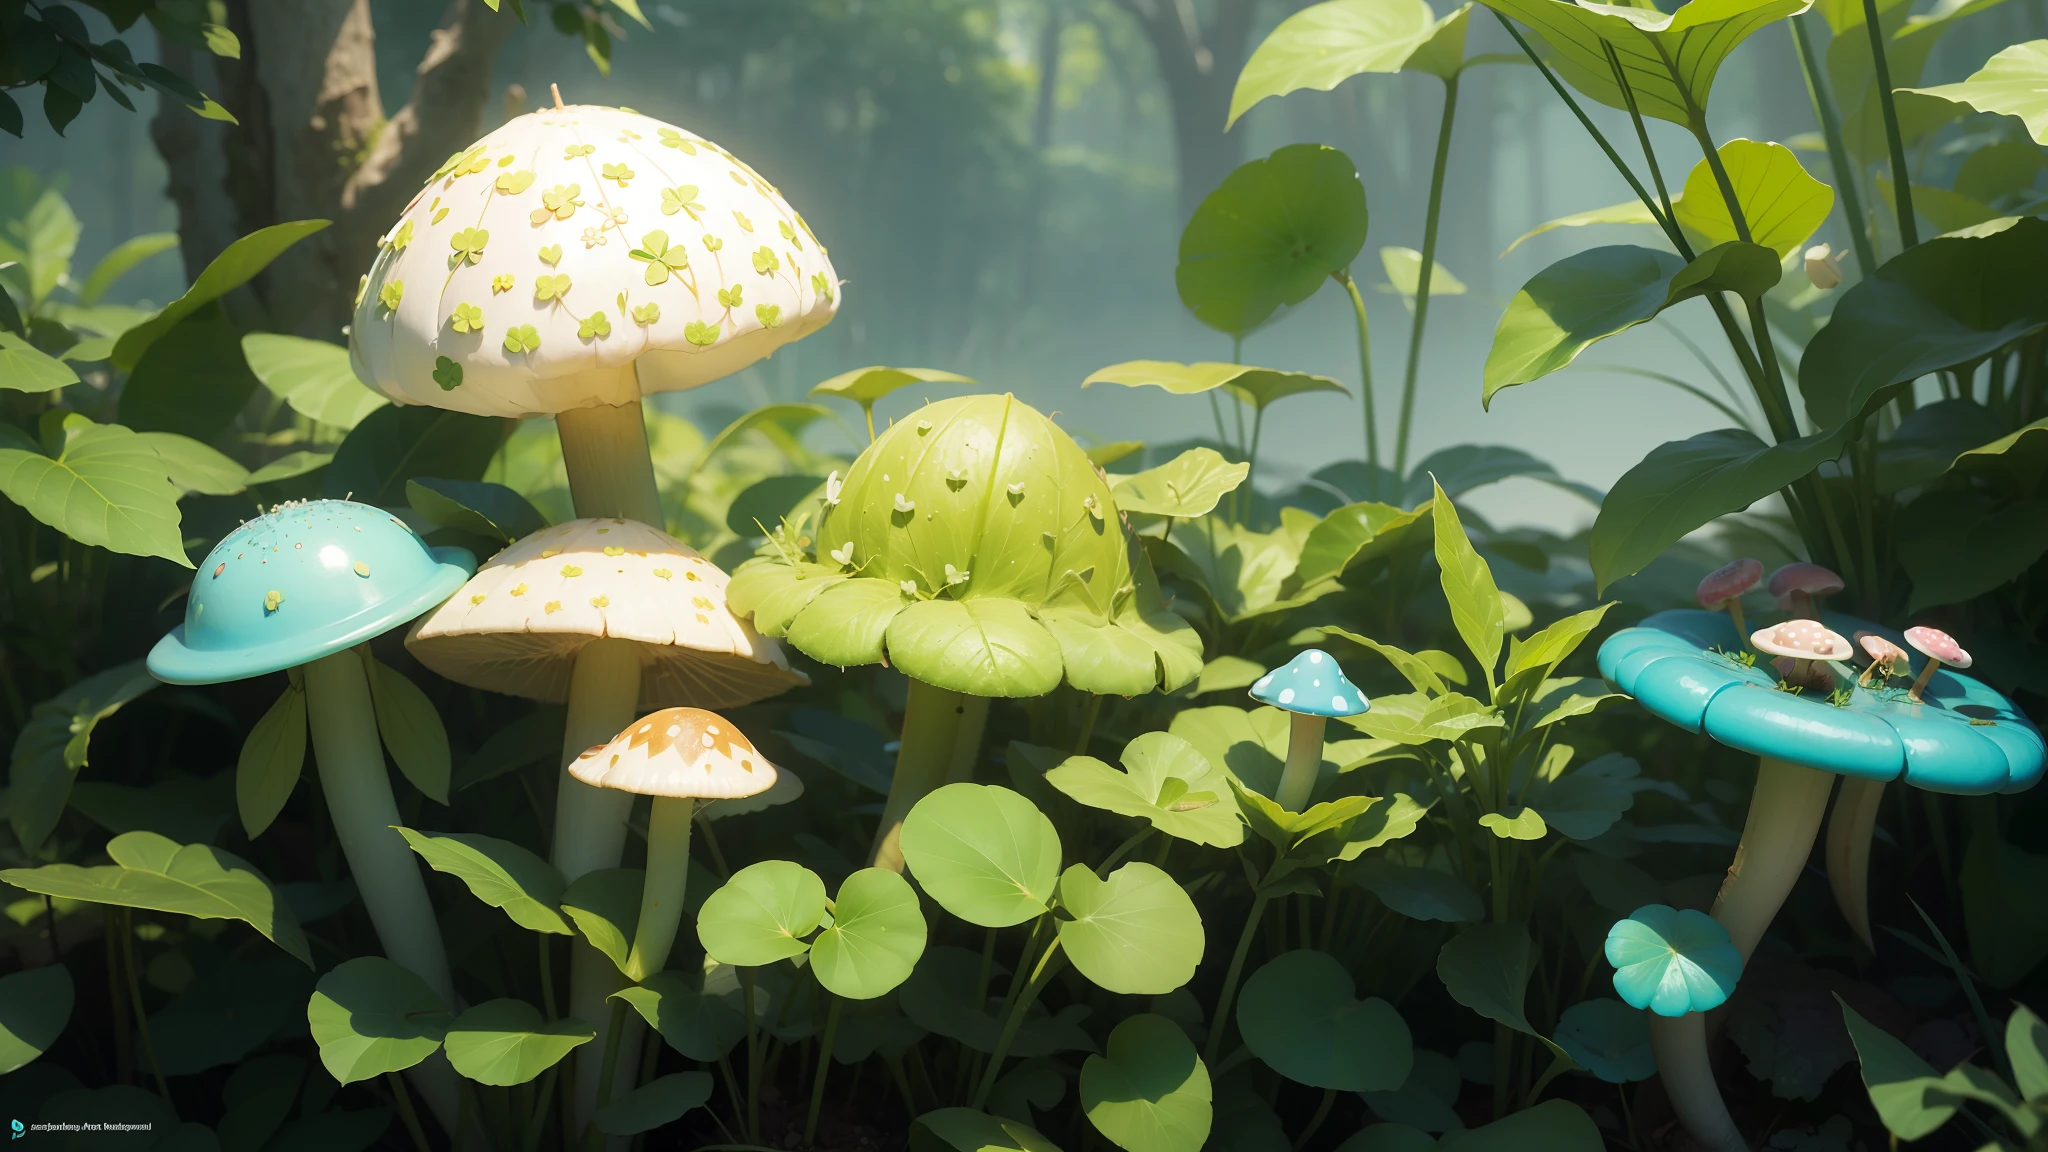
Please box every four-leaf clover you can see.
[503,325,541,354]
[684,320,719,346]
[1604,904,1742,1017]
[449,303,484,333]
[449,227,489,266]
[534,274,571,302]
[716,284,744,309]
[752,247,781,276]
[433,356,464,390]
[530,184,583,224]
[756,303,782,328]
[660,185,702,218]
[630,231,689,286]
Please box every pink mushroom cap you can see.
[1855,631,1908,667]
[1750,619,1852,661]
[1903,626,1972,669]
[1697,558,1764,608]
[1768,562,1844,601]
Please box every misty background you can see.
[13,0,2045,531]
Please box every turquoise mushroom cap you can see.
[1605,904,1742,1017]
[1596,609,2043,795]
[1249,649,1369,717]
[148,500,474,685]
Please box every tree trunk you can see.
[1114,0,1255,219]
[151,0,514,340]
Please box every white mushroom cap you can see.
[1750,619,1852,661]
[406,517,805,709]
[350,105,839,419]
[571,707,777,799]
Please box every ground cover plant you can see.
[5,0,2048,1149]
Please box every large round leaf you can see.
[1045,731,1243,848]
[443,998,594,1086]
[1056,863,1204,995]
[1238,949,1413,1091]
[306,956,452,1084]
[0,965,73,1074]
[1176,145,1368,337]
[1081,1014,1212,1152]
[1552,999,1655,1084]
[1111,448,1250,521]
[900,784,1061,928]
[1672,140,1833,259]
[1229,0,1470,127]
[1905,40,2048,145]
[812,868,928,1000]
[696,860,828,967]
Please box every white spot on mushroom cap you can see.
[1279,687,1296,704]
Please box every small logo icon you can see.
[11,1118,23,1139]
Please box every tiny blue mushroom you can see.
[148,500,472,1130]
[1249,649,1369,811]
[1605,905,1742,1151]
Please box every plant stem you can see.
[742,967,761,1142]
[583,998,631,1150]
[539,933,558,1020]
[525,1065,562,1152]
[626,796,695,981]
[971,939,1066,1109]
[1100,827,1154,873]
[1339,272,1380,482]
[1074,693,1102,756]
[1394,76,1460,478]
[1204,887,1273,1064]
[1294,1089,1337,1150]
[388,1071,434,1152]
[118,910,171,1107]
[1246,403,1268,514]
[804,997,843,1146]
[872,677,971,870]
[1789,14,1878,276]
[1861,0,1919,248]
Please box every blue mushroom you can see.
[148,500,472,1128]
[1249,649,1369,811]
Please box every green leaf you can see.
[1380,247,1468,297]
[236,679,306,838]
[77,232,179,305]
[1045,732,1244,848]
[1056,863,1205,995]
[1479,807,1548,839]
[0,413,191,565]
[1344,692,1501,746]
[0,331,78,392]
[1112,448,1249,519]
[885,599,1065,698]
[0,831,311,965]
[1175,144,1369,338]
[1230,0,1470,128]
[1502,197,1666,256]
[241,333,388,430]
[362,651,449,804]
[1436,1100,1602,1152]
[1482,246,1683,407]
[561,869,644,975]
[2008,1005,2048,1101]
[1904,39,2048,144]
[1081,1014,1212,1152]
[443,998,593,1086]
[596,1071,713,1136]
[1437,921,1573,1066]
[118,302,262,441]
[247,450,334,486]
[917,1108,1066,1152]
[112,220,330,369]
[324,404,507,506]
[1801,216,2048,430]
[1477,0,1806,125]
[405,477,546,544]
[811,365,976,407]
[395,828,569,935]
[613,970,746,1061]
[1960,832,2048,988]
[139,431,250,496]
[3,187,79,306]
[1503,604,1613,682]
[1589,426,1849,592]
[901,784,1062,928]
[1320,628,1448,695]
[1238,949,1413,1091]
[1898,489,2048,609]
[1526,752,1641,839]
[7,659,159,852]
[0,964,73,1073]
[687,402,834,481]
[1084,361,1349,411]
[1672,140,1833,258]
[1351,860,1483,922]
[1837,996,1956,1139]
[306,956,451,1084]
[1431,481,1504,685]
[1293,500,1434,585]
[70,772,235,847]
[810,867,927,999]
[727,474,826,537]
[696,859,829,967]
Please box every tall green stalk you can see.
[1339,271,1381,488]
[1393,76,1462,478]
[1861,0,1919,247]
[1789,14,1879,276]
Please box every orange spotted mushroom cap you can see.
[570,707,778,800]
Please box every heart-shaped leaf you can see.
[810,365,976,407]
[140,431,250,495]
[1175,145,1369,338]
[0,965,74,1074]
[1672,140,1833,258]
[0,332,78,393]
[395,828,569,934]
[613,971,746,1061]
[7,660,159,853]
[1112,448,1250,520]
[1552,998,1655,1084]
[596,1071,713,1136]
[1045,732,1244,848]
[0,414,191,565]
[1081,1014,1212,1152]
[306,956,451,1084]
[1479,807,1548,840]
[901,784,1062,928]
[1056,863,1204,995]
[812,867,928,1000]
[443,998,593,1086]
[696,860,829,967]
[1438,921,1576,1069]
[1238,949,1414,1091]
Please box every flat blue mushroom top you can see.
[148,500,474,685]
[1248,649,1369,717]
[1598,609,2043,795]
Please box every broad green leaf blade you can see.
[1589,426,1848,592]
[596,1071,713,1136]
[307,956,451,1084]
[1437,921,1546,1043]
[1056,863,1205,995]
[1526,752,1641,839]
[324,405,508,506]
[811,365,976,406]
[1112,448,1249,519]
[1904,40,2048,144]
[900,784,1062,928]
[0,331,78,392]
[561,868,644,975]
[118,302,262,441]
[247,450,335,486]
[1320,628,1449,695]
[78,232,179,305]
[884,599,1065,698]
[1293,500,1433,584]
[1352,860,1484,922]
[1837,996,1957,1139]
[237,680,307,838]
[2008,1005,2048,1102]
[696,860,829,967]
[1552,998,1655,1083]
[1044,731,1244,848]
[8,659,159,852]
[811,867,927,1000]
[443,998,593,1086]
[1502,196,1667,256]
[395,828,570,934]
[689,402,834,479]
[1229,0,1445,126]
[1083,361,1349,410]
[1503,603,1613,681]
[1898,489,2048,610]
[363,652,450,804]
[1238,949,1414,1090]
[1479,807,1549,839]
[0,964,74,1073]
[917,1108,1066,1152]
[1081,1014,1212,1152]
[1176,144,1368,337]
[1672,140,1833,258]
[112,220,331,369]
[1481,246,1685,407]
[1,830,310,964]
[1380,247,1468,297]
[240,333,388,430]
[613,971,746,1061]
[405,477,547,544]
[0,414,192,565]
[1430,482,1505,684]
[139,431,250,496]
[1435,1099,1602,1152]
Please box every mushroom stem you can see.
[1825,777,1885,951]
[1724,600,1748,645]
[1647,1013,1746,1152]
[303,649,462,1132]
[625,796,695,981]
[553,638,646,880]
[1275,712,1328,812]
[557,399,665,526]
[1908,657,1942,703]
[869,678,969,871]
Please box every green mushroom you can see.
[728,392,1203,870]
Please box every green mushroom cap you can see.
[728,393,1202,697]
